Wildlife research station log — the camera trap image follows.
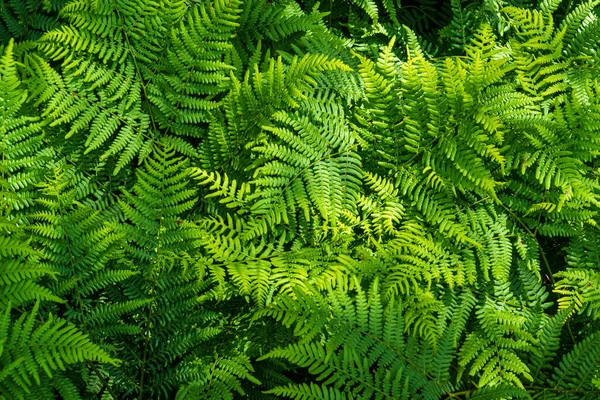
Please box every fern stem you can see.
[499,203,554,280]
[445,389,472,398]
[138,262,160,399]
[199,353,221,396]
[88,361,120,400]
[137,313,152,400]
[138,262,159,399]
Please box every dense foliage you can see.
[1,0,600,398]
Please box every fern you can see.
[109,142,230,398]
[0,301,117,399]
[0,39,47,212]
[258,279,479,399]
[0,0,66,44]
[1,0,600,398]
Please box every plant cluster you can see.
[1,0,600,399]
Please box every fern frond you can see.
[0,302,116,396]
